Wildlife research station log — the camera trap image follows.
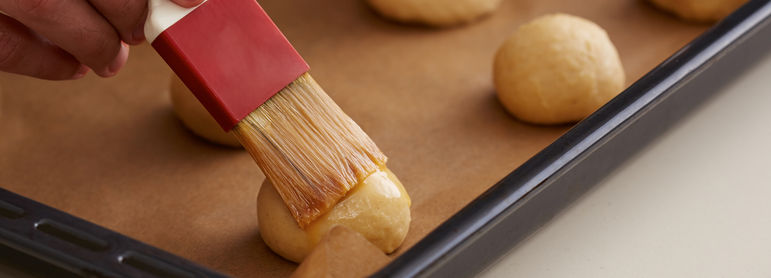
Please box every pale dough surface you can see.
[493,13,625,125]
[649,0,747,22]
[169,74,242,147]
[257,168,411,263]
[366,0,502,27]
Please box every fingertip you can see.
[130,23,146,45]
[97,42,129,77]
[71,64,90,79]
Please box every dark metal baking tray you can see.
[0,187,227,277]
[375,0,771,276]
[1,0,770,277]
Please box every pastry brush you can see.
[145,0,387,228]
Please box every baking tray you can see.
[1,0,769,277]
[375,0,771,277]
[0,187,226,277]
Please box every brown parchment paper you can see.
[0,0,707,276]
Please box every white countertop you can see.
[481,44,771,277]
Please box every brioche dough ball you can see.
[649,0,747,22]
[258,168,411,263]
[366,0,502,27]
[493,14,625,125]
[169,74,241,147]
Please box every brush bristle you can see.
[232,73,387,228]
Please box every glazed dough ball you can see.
[366,0,502,27]
[649,0,747,22]
[258,168,411,263]
[169,74,242,147]
[493,14,625,125]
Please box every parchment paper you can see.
[0,0,706,276]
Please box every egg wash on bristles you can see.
[233,73,388,228]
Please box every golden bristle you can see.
[232,73,387,228]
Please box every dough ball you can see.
[169,74,242,147]
[493,14,625,125]
[649,0,747,22]
[366,0,502,27]
[258,168,411,263]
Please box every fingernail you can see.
[72,65,90,79]
[103,42,129,77]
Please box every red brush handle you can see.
[152,0,309,131]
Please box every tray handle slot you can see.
[118,251,197,278]
[34,219,110,252]
[0,200,25,219]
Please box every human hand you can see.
[0,0,203,80]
